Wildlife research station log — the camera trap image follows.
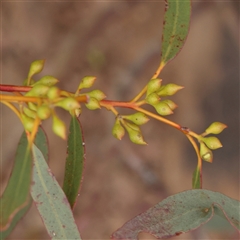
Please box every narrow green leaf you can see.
[63,116,85,208]
[0,132,32,231]
[160,0,191,70]
[0,127,48,239]
[31,145,81,239]
[112,189,240,239]
[192,165,202,189]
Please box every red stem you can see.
[0,84,31,92]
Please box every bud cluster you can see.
[112,113,149,145]
[145,78,183,116]
[199,122,227,163]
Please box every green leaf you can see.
[160,1,191,70]
[0,127,48,239]
[31,144,81,239]
[112,189,240,239]
[192,165,202,189]
[1,128,48,239]
[0,132,32,231]
[63,116,86,208]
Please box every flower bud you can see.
[202,136,222,150]
[122,112,149,125]
[23,107,37,119]
[75,108,82,117]
[146,93,160,105]
[85,97,100,110]
[37,105,51,120]
[21,113,35,132]
[33,75,59,87]
[157,83,184,96]
[78,76,96,90]
[55,97,80,111]
[146,78,162,96]
[25,84,49,97]
[112,119,125,140]
[87,90,106,101]
[153,102,173,116]
[23,78,35,86]
[47,86,60,99]
[27,60,45,81]
[52,115,66,139]
[204,122,227,135]
[161,99,178,110]
[123,121,147,145]
[28,102,37,111]
[200,142,213,163]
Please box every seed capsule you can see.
[52,115,66,139]
[157,83,184,96]
[112,119,125,140]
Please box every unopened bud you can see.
[161,99,178,110]
[85,97,100,110]
[87,90,106,101]
[52,115,66,139]
[123,121,147,145]
[112,119,125,140]
[37,105,51,120]
[27,60,45,81]
[200,142,213,163]
[147,78,162,96]
[25,84,49,97]
[157,83,184,96]
[33,75,59,87]
[78,76,96,90]
[21,113,35,132]
[55,97,80,111]
[122,112,149,125]
[23,107,37,119]
[47,86,60,99]
[153,102,173,116]
[202,136,222,150]
[146,93,160,105]
[28,102,37,111]
[204,122,227,135]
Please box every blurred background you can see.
[1,1,239,239]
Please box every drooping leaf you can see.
[31,144,81,239]
[0,127,48,239]
[112,189,240,239]
[159,0,191,71]
[0,132,32,231]
[63,116,86,208]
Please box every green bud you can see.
[23,78,35,86]
[78,76,96,90]
[200,142,213,163]
[147,78,162,96]
[157,83,184,96]
[122,112,149,125]
[112,119,125,140]
[153,102,173,116]
[28,102,37,111]
[161,99,178,110]
[25,84,49,97]
[47,86,60,99]
[37,105,51,120]
[123,121,147,145]
[33,75,59,87]
[55,97,80,111]
[204,122,227,135]
[146,93,160,105]
[85,97,100,110]
[202,136,222,150]
[87,90,106,101]
[21,113,35,132]
[23,107,37,119]
[52,115,66,139]
[27,60,45,81]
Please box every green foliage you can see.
[0,1,239,239]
